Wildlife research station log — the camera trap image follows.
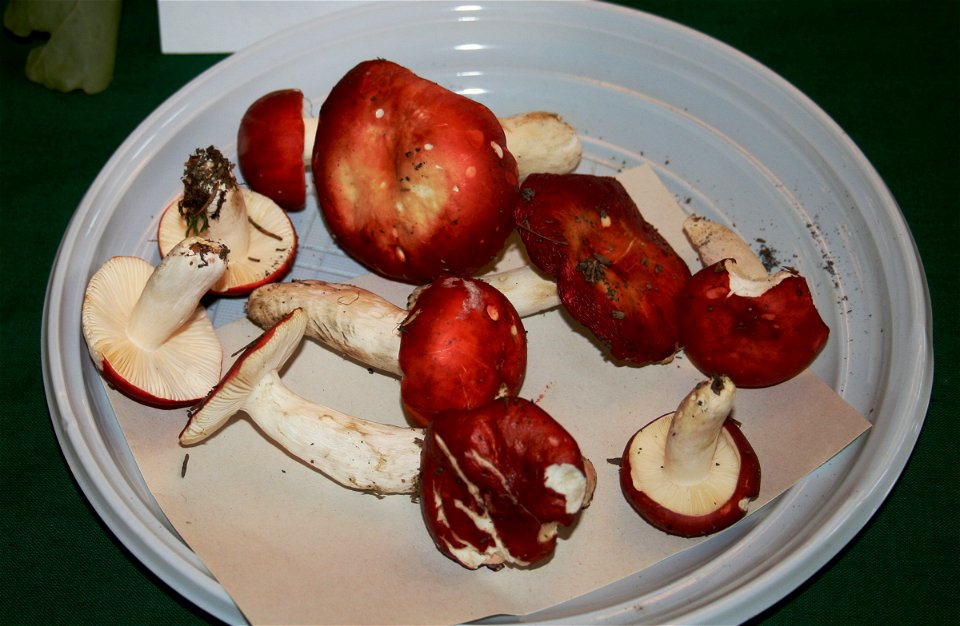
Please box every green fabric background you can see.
[1,0,956,624]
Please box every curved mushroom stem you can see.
[301,115,318,164]
[126,237,228,351]
[246,265,558,374]
[180,308,423,495]
[683,215,768,280]
[244,371,422,493]
[663,376,736,485]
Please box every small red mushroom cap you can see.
[420,397,593,569]
[237,89,308,210]
[399,275,527,427]
[679,259,830,387]
[312,59,520,284]
[515,173,691,364]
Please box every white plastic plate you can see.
[42,2,932,623]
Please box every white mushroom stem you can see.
[241,370,423,493]
[683,215,768,280]
[663,376,736,486]
[683,214,795,297]
[246,265,559,374]
[181,308,423,494]
[300,110,581,178]
[203,184,250,256]
[126,237,227,351]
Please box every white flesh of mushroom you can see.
[180,308,423,495]
[245,265,559,375]
[683,214,794,298]
[628,377,742,515]
[81,237,227,402]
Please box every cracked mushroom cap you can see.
[420,397,593,570]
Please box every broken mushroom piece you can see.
[312,58,520,284]
[679,215,830,387]
[237,88,316,211]
[422,397,596,570]
[620,376,761,537]
[81,237,228,408]
[515,173,692,365]
[247,274,534,427]
[180,308,424,494]
[157,146,297,296]
[237,86,581,211]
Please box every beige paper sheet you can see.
[108,165,870,625]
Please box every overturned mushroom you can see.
[679,215,830,387]
[237,86,581,211]
[620,376,760,537]
[81,237,228,407]
[180,308,423,494]
[515,173,692,365]
[422,397,596,570]
[157,146,297,295]
[248,273,536,427]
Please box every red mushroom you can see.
[237,83,581,212]
[311,59,520,284]
[421,397,595,569]
[679,215,830,387]
[81,237,228,407]
[515,172,692,365]
[246,273,537,427]
[157,146,297,296]
[398,275,527,427]
[237,88,315,211]
[182,309,595,569]
[620,376,761,537]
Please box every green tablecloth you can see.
[2,1,955,623]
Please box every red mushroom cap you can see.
[515,173,691,364]
[678,259,830,387]
[237,88,308,210]
[399,275,526,427]
[312,59,520,284]
[420,397,591,569]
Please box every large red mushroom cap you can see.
[421,397,594,570]
[515,173,691,365]
[312,59,520,284]
[398,275,527,427]
[237,88,311,211]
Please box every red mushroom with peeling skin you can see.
[157,146,297,296]
[81,237,228,408]
[515,172,692,365]
[182,308,595,570]
[679,215,830,387]
[399,275,527,427]
[237,84,581,212]
[422,396,596,570]
[246,272,538,427]
[620,376,761,537]
[311,59,521,284]
[237,88,316,211]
